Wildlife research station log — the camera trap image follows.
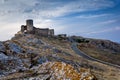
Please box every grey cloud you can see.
[0,0,115,18]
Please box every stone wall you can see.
[34,28,49,36]
[21,25,27,32]
[20,19,54,37]
[49,29,54,36]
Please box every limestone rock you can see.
[0,42,5,52]
[6,42,23,54]
[29,62,97,80]
[0,52,8,60]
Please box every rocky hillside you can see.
[0,34,97,80]
[72,36,120,65]
[0,33,120,80]
[1,62,97,80]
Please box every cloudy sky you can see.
[0,0,120,42]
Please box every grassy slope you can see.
[77,43,120,66]
[41,37,120,80]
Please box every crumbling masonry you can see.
[21,19,54,37]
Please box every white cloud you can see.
[96,20,117,25]
[0,22,21,41]
[68,25,120,36]
[86,26,120,34]
[34,19,67,34]
[76,14,111,19]
[86,19,118,29]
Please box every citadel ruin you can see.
[20,19,54,37]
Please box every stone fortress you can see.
[20,19,54,37]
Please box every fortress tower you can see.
[26,19,33,32]
[20,19,54,37]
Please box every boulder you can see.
[0,52,8,60]
[0,42,5,52]
[7,42,23,54]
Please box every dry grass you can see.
[39,37,120,80]
[78,43,120,65]
[0,70,34,80]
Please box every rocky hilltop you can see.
[0,31,120,80]
[0,33,97,80]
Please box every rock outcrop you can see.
[0,62,97,80]
[0,34,98,80]
[0,41,5,52]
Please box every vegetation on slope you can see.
[0,34,120,80]
[72,36,120,66]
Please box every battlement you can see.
[20,19,54,37]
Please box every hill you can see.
[72,36,120,66]
[0,32,120,79]
[0,20,120,80]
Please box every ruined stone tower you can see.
[20,19,54,37]
[26,19,33,32]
